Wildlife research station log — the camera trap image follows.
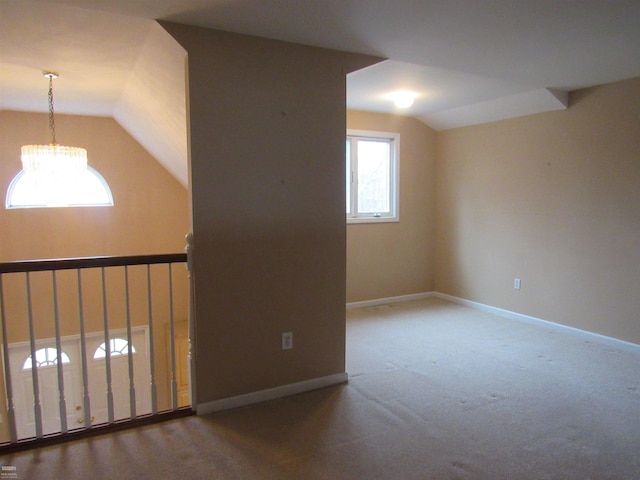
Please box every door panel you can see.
[10,340,82,439]
[8,327,151,438]
[86,329,151,425]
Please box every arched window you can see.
[93,338,136,359]
[23,347,71,370]
[5,167,113,209]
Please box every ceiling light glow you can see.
[386,90,418,109]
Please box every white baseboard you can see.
[196,372,348,416]
[197,292,637,416]
[432,292,640,354]
[346,292,434,310]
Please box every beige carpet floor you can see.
[2,297,639,479]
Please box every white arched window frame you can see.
[5,167,114,209]
[93,338,136,359]
[22,347,71,371]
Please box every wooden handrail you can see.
[0,250,192,447]
[0,253,187,274]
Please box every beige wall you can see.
[435,77,640,344]
[0,111,189,261]
[346,110,436,303]
[161,22,381,404]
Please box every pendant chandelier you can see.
[21,72,88,175]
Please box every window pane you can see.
[357,140,390,214]
[23,347,71,370]
[6,167,113,209]
[93,338,136,359]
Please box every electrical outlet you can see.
[514,278,521,290]
[282,331,293,350]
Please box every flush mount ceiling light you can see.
[20,71,88,175]
[385,90,419,109]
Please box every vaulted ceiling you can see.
[2,0,640,186]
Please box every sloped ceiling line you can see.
[114,22,189,186]
[2,0,640,186]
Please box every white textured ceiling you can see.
[2,0,640,185]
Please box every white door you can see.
[9,340,83,439]
[87,329,151,424]
[8,327,151,439]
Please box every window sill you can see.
[347,216,399,225]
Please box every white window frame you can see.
[93,338,137,360]
[5,166,114,209]
[346,129,399,224]
[22,347,71,371]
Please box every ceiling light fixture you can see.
[20,72,87,175]
[386,90,418,109]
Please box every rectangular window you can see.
[346,130,399,223]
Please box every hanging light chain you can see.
[19,71,88,178]
[44,71,59,145]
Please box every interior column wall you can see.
[161,22,381,404]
